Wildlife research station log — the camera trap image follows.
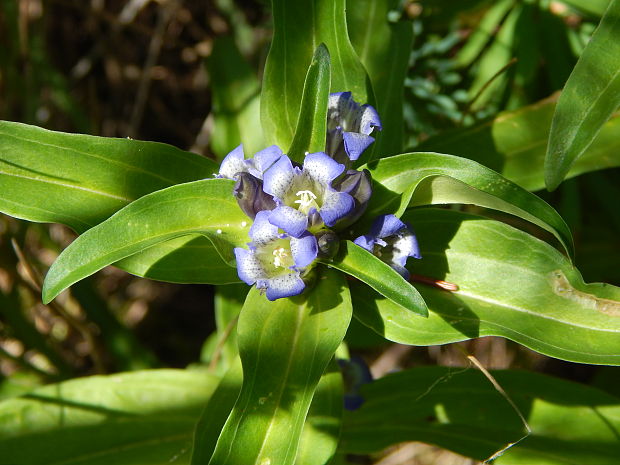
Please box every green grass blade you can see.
[545,0,620,190]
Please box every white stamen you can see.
[294,190,318,210]
[272,247,289,268]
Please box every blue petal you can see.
[218,144,247,179]
[319,190,355,227]
[263,155,296,199]
[249,210,281,245]
[359,104,382,135]
[234,247,264,285]
[370,214,407,239]
[391,231,422,266]
[353,235,375,252]
[249,145,283,178]
[342,132,375,161]
[303,152,345,185]
[265,273,306,301]
[268,205,308,238]
[290,232,318,268]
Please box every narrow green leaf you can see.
[363,152,574,258]
[348,0,413,158]
[208,268,352,465]
[191,358,244,465]
[261,0,370,149]
[0,121,236,284]
[545,0,620,190]
[353,208,620,365]
[0,369,220,465]
[467,2,520,111]
[341,366,620,465]
[208,36,265,160]
[322,240,428,317]
[454,0,514,68]
[191,357,344,465]
[287,44,331,163]
[416,94,620,191]
[295,360,344,465]
[0,121,216,231]
[42,179,248,303]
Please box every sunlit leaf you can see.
[353,208,620,365]
[322,240,428,317]
[341,366,620,465]
[0,121,236,284]
[261,0,370,149]
[208,268,351,465]
[0,369,219,465]
[287,44,331,163]
[416,95,620,191]
[363,152,574,257]
[545,0,620,190]
[42,179,247,303]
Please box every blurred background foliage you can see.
[0,0,619,463]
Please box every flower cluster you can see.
[220,92,420,300]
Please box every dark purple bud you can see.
[338,356,373,411]
[316,230,340,258]
[332,169,373,228]
[233,172,276,219]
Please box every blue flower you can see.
[262,152,355,238]
[338,356,373,411]
[218,144,283,180]
[234,211,318,301]
[218,144,282,219]
[354,214,421,279]
[326,92,382,165]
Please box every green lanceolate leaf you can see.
[0,121,237,284]
[287,44,331,163]
[0,121,217,231]
[363,152,574,257]
[192,357,344,465]
[208,268,352,465]
[454,0,514,69]
[0,369,220,465]
[261,0,370,149]
[295,360,344,465]
[545,0,620,190]
[353,208,620,365]
[42,179,248,303]
[348,0,413,158]
[208,36,265,160]
[191,358,244,465]
[416,95,620,192]
[341,366,620,465]
[322,240,428,317]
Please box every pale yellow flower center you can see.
[294,190,318,213]
[272,247,290,268]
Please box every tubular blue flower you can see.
[217,144,282,219]
[234,211,318,301]
[354,214,421,279]
[338,356,373,411]
[262,152,355,238]
[326,92,382,165]
[217,144,283,180]
[332,169,372,228]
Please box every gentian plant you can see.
[1,1,620,464]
